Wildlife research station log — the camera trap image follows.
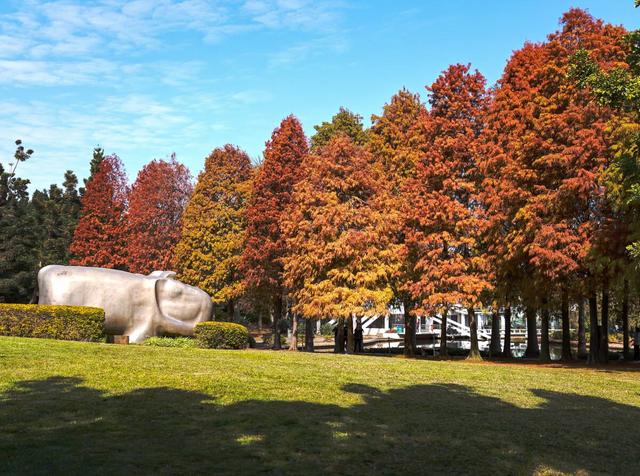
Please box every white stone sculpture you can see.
[38,265,212,343]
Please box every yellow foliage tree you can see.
[173,145,252,319]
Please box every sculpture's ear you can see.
[154,278,181,312]
[154,278,194,335]
[149,270,177,279]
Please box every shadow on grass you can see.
[1,376,638,475]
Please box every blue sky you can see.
[0,0,638,192]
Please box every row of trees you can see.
[173,8,637,361]
[2,7,638,364]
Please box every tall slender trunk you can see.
[228,299,235,322]
[440,308,448,358]
[489,310,501,357]
[258,313,263,331]
[272,293,282,350]
[577,299,587,357]
[346,316,355,354]
[305,318,315,352]
[561,290,572,361]
[503,305,512,358]
[467,307,481,360]
[540,306,550,362]
[599,279,609,364]
[289,314,298,351]
[524,305,539,358]
[587,293,599,365]
[403,300,416,357]
[622,279,630,361]
[335,318,345,354]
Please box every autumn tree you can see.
[242,116,308,349]
[369,88,428,357]
[173,145,251,319]
[406,64,491,360]
[283,136,398,353]
[481,10,626,363]
[70,154,128,269]
[311,107,369,151]
[125,155,192,275]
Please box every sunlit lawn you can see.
[0,336,639,475]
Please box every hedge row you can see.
[195,321,248,349]
[0,304,105,342]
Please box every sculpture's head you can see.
[154,275,213,333]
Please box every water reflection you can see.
[368,339,565,360]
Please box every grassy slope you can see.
[0,337,639,475]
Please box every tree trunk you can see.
[503,305,512,358]
[258,313,263,331]
[561,290,572,361]
[440,308,448,358]
[467,307,482,360]
[489,310,501,357]
[587,293,599,365]
[540,306,551,362]
[228,299,235,322]
[346,315,355,354]
[272,293,282,350]
[305,317,315,352]
[622,279,630,361]
[599,280,609,364]
[335,318,345,354]
[577,299,587,358]
[289,314,298,351]
[524,305,539,358]
[403,300,416,357]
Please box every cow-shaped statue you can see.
[38,265,212,343]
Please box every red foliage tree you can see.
[241,115,309,349]
[70,154,128,269]
[405,64,491,359]
[482,9,627,362]
[125,155,192,274]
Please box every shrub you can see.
[195,321,249,349]
[0,304,105,342]
[142,336,198,348]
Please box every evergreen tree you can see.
[0,141,37,303]
[311,107,369,150]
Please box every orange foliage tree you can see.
[70,154,128,269]
[282,136,398,353]
[405,64,491,359]
[369,88,428,356]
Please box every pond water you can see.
[368,338,565,360]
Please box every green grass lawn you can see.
[1,337,639,475]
